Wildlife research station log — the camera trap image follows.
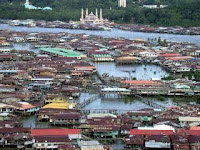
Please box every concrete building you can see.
[118,0,126,7]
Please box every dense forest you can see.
[0,0,200,27]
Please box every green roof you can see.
[39,48,82,57]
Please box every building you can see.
[40,48,85,59]
[33,136,71,149]
[31,128,81,140]
[80,8,108,24]
[116,56,139,64]
[43,102,75,110]
[78,140,104,150]
[14,102,42,115]
[31,128,81,149]
[0,103,15,113]
[49,112,81,127]
[118,0,126,7]
[44,95,68,104]
[24,0,52,10]
[124,135,144,149]
[145,135,171,149]
[91,51,114,62]
[179,117,200,127]
[143,5,168,9]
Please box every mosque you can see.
[80,8,108,24]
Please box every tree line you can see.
[0,0,200,27]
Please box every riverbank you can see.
[1,24,200,47]
[117,24,200,35]
[2,19,200,35]
[1,19,113,31]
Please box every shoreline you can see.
[2,19,200,35]
[117,24,200,35]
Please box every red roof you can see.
[187,130,200,136]
[121,80,160,85]
[130,129,174,136]
[109,40,125,44]
[190,126,200,130]
[167,56,193,61]
[196,66,200,69]
[31,128,80,136]
[160,53,182,57]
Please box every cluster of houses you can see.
[4,19,200,35]
[0,28,200,149]
[5,19,114,31]
[1,103,200,149]
[0,31,100,115]
[120,79,200,96]
[118,24,200,35]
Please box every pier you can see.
[76,94,100,109]
[79,109,153,115]
[135,94,166,110]
[100,87,167,110]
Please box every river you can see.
[1,24,200,46]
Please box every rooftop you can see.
[40,47,82,57]
[31,128,80,136]
[43,102,70,109]
[130,129,174,135]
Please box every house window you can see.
[2,108,6,112]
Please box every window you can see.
[2,108,6,112]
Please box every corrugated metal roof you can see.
[31,128,80,136]
[40,48,82,57]
[43,102,70,109]
[130,129,174,135]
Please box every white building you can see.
[0,103,15,113]
[139,51,158,58]
[24,0,52,10]
[143,5,158,8]
[80,8,108,24]
[176,66,191,72]
[118,0,126,7]
[143,5,168,9]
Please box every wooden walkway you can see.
[79,109,155,115]
[76,94,100,109]
[135,94,166,110]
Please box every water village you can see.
[2,19,200,35]
[0,27,200,150]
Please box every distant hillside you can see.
[0,0,200,27]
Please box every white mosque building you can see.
[80,8,108,24]
[118,0,126,7]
